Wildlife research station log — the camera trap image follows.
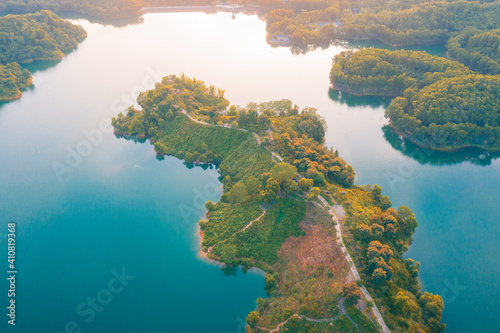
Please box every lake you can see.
[0,11,498,333]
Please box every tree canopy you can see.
[0,11,86,101]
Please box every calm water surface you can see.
[0,12,498,333]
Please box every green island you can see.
[330,48,500,150]
[0,10,86,101]
[112,74,445,333]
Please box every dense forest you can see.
[0,10,87,64]
[330,48,500,150]
[386,74,500,150]
[263,0,500,48]
[0,62,32,102]
[447,28,500,75]
[340,0,500,46]
[0,10,86,101]
[330,49,472,95]
[113,74,444,332]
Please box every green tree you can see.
[227,182,249,204]
[298,178,314,192]
[356,224,372,240]
[270,162,297,185]
[205,201,216,212]
[306,187,321,200]
[394,291,419,317]
[341,282,363,306]
[245,176,261,195]
[220,244,238,265]
[246,311,260,328]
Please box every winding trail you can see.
[181,110,388,332]
[207,206,267,254]
[257,299,362,332]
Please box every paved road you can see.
[318,195,390,333]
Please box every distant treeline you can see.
[0,0,235,19]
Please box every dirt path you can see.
[207,206,267,254]
[257,298,364,332]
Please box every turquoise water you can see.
[0,12,498,332]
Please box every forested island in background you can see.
[112,74,445,333]
[330,49,500,150]
[0,10,86,101]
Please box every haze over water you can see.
[0,12,498,333]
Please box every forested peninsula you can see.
[112,74,445,333]
[0,10,86,101]
[330,49,500,150]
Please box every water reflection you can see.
[383,125,500,166]
[328,88,392,108]
[60,12,143,27]
[342,40,447,57]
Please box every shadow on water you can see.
[328,88,392,108]
[383,125,500,166]
[0,10,143,27]
[116,133,221,171]
[22,59,62,74]
[273,37,446,57]
[60,12,144,27]
[344,40,447,57]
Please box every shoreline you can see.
[330,84,398,97]
[141,4,271,14]
[0,76,34,102]
[388,122,500,152]
[330,86,500,153]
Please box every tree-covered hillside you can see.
[386,74,500,149]
[341,0,500,46]
[0,0,147,19]
[329,48,472,96]
[0,11,86,101]
[447,28,500,75]
[0,62,32,102]
[0,10,87,64]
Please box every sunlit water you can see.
[0,12,498,333]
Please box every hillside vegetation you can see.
[330,48,472,96]
[340,1,500,46]
[387,74,500,150]
[0,11,86,101]
[0,10,87,64]
[0,62,32,102]
[447,28,500,75]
